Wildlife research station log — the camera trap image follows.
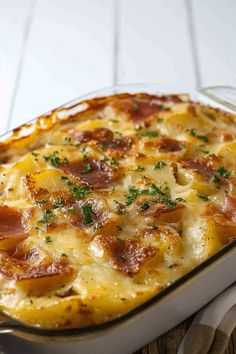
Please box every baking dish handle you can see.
[198,86,236,113]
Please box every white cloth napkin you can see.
[177,283,236,354]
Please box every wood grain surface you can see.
[135,318,236,354]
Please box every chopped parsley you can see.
[114,200,126,215]
[67,206,77,213]
[67,180,91,199]
[82,203,94,225]
[64,136,71,142]
[127,139,133,148]
[115,131,122,138]
[35,199,49,205]
[101,156,119,166]
[179,143,187,149]
[99,143,106,151]
[93,221,102,232]
[143,183,169,197]
[134,166,145,172]
[188,129,209,143]
[118,255,126,263]
[81,163,93,174]
[81,147,89,161]
[74,143,81,148]
[201,149,210,155]
[155,196,176,208]
[61,252,68,257]
[212,166,231,183]
[154,161,167,170]
[151,224,158,230]
[175,197,185,202]
[61,175,68,180]
[140,131,159,138]
[116,225,123,231]
[31,152,39,157]
[197,193,209,201]
[117,237,125,244]
[45,236,52,243]
[63,137,81,148]
[125,186,139,206]
[140,201,150,212]
[125,183,170,206]
[110,157,119,166]
[43,151,68,167]
[39,209,53,223]
[166,260,174,269]
[52,198,65,209]
[201,150,215,157]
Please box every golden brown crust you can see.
[70,127,134,157]
[61,158,119,189]
[94,235,157,275]
[0,206,29,249]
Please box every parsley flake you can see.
[101,156,119,166]
[155,196,176,208]
[142,183,169,197]
[175,197,185,202]
[93,221,102,231]
[67,206,77,213]
[99,143,106,151]
[114,200,126,215]
[140,131,159,138]
[116,225,123,231]
[39,209,53,223]
[35,199,49,205]
[151,224,158,230]
[197,193,209,201]
[188,129,209,143]
[154,161,167,170]
[52,198,65,209]
[82,204,94,225]
[140,201,150,212]
[118,255,126,263]
[212,166,231,183]
[43,151,68,167]
[125,186,139,206]
[45,236,52,243]
[134,166,145,172]
[117,237,125,244]
[67,180,91,199]
[81,163,93,174]
[31,152,39,157]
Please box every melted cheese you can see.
[0,92,235,329]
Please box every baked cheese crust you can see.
[0,92,235,328]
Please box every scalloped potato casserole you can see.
[0,93,235,328]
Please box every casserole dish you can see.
[0,84,235,354]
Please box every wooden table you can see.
[0,0,235,352]
[135,318,236,354]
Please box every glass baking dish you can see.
[0,84,235,354]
